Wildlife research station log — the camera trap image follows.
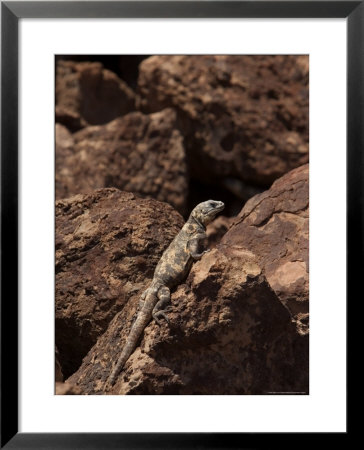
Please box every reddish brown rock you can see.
[68,245,308,395]
[223,164,309,333]
[55,55,149,90]
[55,382,82,395]
[56,60,135,129]
[138,55,308,186]
[56,189,184,378]
[55,105,87,132]
[55,109,188,215]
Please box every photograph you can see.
[55,54,309,395]
[1,0,355,444]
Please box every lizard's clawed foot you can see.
[153,311,170,326]
[191,249,211,260]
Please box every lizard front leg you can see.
[187,233,210,260]
[152,286,171,325]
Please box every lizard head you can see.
[191,200,225,226]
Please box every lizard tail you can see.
[107,307,152,387]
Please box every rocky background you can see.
[55,55,309,395]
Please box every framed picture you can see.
[1,1,356,447]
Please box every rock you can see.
[56,60,135,128]
[138,55,308,186]
[56,188,184,378]
[56,55,149,90]
[68,246,308,395]
[55,105,87,132]
[206,215,235,248]
[55,109,188,215]
[55,382,82,395]
[222,164,309,332]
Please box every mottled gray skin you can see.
[107,200,224,387]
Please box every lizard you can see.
[106,199,225,387]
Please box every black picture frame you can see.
[1,1,357,448]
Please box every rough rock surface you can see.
[55,106,87,132]
[138,55,308,186]
[55,382,82,395]
[223,164,309,333]
[56,189,184,378]
[56,60,135,128]
[68,246,308,395]
[56,55,150,90]
[55,109,188,215]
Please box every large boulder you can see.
[56,60,135,129]
[138,55,308,187]
[68,244,308,395]
[55,189,184,378]
[222,164,309,334]
[55,109,188,215]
